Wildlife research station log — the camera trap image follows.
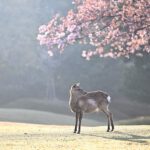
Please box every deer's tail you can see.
[107,96,111,103]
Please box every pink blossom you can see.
[96,47,104,54]
[136,53,143,57]
[104,52,115,58]
[82,51,87,58]
[37,34,48,45]
[57,32,65,38]
[39,25,47,33]
[67,25,77,32]
[48,51,53,57]
[67,33,77,43]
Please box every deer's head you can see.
[70,83,87,96]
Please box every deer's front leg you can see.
[74,112,79,133]
[77,112,83,134]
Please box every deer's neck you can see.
[69,93,79,112]
[69,93,78,104]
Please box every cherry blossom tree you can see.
[37,0,150,60]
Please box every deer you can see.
[69,83,114,134]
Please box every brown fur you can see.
[69,83,114,134]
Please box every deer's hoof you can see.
[111,128,114,132]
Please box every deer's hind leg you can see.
[102,105,114,132]
[101,105,111,132]
[103,110,110,132]
[109,111,114,131]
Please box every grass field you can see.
[0,122,149,150]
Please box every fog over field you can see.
[0,0,150,125]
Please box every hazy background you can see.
[0,0,150,125]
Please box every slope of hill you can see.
[0,108,100,125]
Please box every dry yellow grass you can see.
[0,122,149,150]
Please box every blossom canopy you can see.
[37,0,150,60]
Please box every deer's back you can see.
[76,90,110,113]
[85,90,108,99]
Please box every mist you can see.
[0,0,150,125]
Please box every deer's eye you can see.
[72,85,76,88]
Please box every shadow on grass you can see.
[82,131,150,144]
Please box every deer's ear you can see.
[76,83,80,86]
